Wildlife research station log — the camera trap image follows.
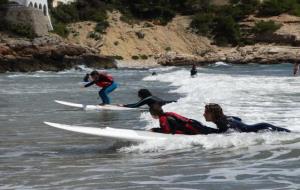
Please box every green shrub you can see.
[165,47,171,51]
[258,0,298,16]
[94,21,109,34]
[230,0,260,16]
[291,4,300,16]
[0,0,8,5]
[252,20,282,34]
[114,41,119,46]
[140,54,148,59]
[132,55,139,60]
[8,23,35,38]
[213,16,241,46]
[89,11,107,23]
[53,22,69,38]
[51,3,79,23]
[88,31,101,40]
[190,13,214,35]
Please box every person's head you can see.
[149,104,164,119]
[90,70,99,81]
[138,89,152,99]
[204,103,224,123]
[192,64,196,69]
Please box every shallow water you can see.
[1,64,300,190]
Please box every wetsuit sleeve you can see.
[84,81,95,88]
[123,97,151,108]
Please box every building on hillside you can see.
[6,0,53,36]
[52,0,76,7]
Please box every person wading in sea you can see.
[293,63,299,76]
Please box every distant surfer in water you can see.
[293,63,299,76]
[149,104,219,135]
[119,89,176,108]
[203,103,290,133]
[82,70,117,105]
[190,64,197,77]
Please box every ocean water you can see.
[0,63,299,190]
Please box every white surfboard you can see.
[54,100,142,111]
[44,122,174,142]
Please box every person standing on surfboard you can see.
[119,89,176,108]
[149,104,219,135]
[203,103,291,133]
[83,71,117,105]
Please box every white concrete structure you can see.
[52,0,76,8]
[9,0,53,30]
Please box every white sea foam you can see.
[122,67,300,153]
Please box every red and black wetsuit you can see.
[84,73,114,88]
[84,73,117,104]
[152,112,219,135]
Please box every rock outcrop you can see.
[157,45,300,66]
[0,34,116,73]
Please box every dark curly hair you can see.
[138,89,152,99]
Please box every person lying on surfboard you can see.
[149,104,219,135]
[203,103,291,133]
[119,89,176,108]
[82,70,117,105]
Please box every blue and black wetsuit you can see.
[123,96,176,108]
[84,73,117,104]
[215,116,290,133]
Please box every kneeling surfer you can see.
[82,70,117,105]
[203,103,290,133]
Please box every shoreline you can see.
[1,35,299,73]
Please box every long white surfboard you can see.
[55,100,142,111]
[44,122,175,142]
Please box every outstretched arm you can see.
[123,97,151,108]
[84,81,96,88]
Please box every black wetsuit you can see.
[191,68,197,77]
[124,96,176,108]
[215,116,290,133]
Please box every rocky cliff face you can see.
[0,34,116,73]
[157,45,300,66]
[66,12,300,66]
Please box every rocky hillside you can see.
[67,11,213,60]
[66,11,300,65]
[0,33,116,73]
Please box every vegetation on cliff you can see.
[1,0,300,46]
[48,0,300,46]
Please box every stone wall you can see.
[5,6,49,36]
